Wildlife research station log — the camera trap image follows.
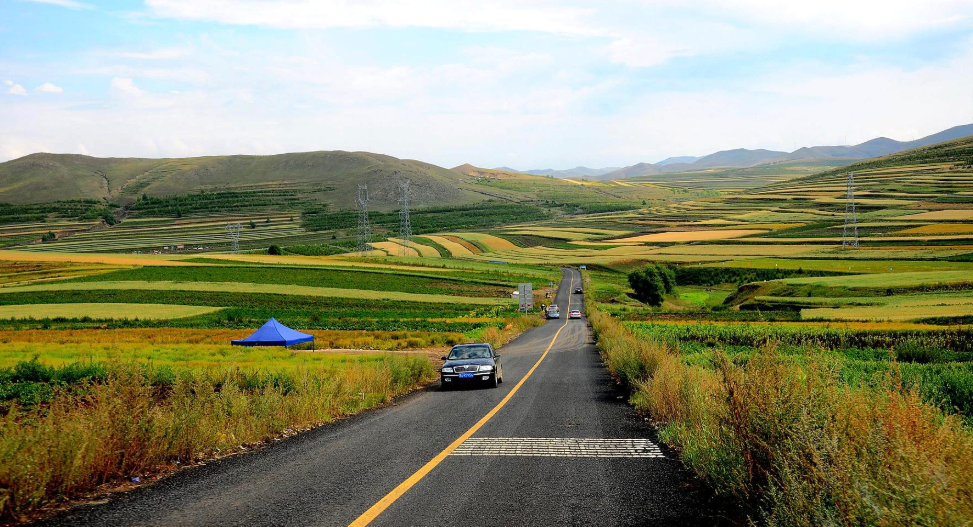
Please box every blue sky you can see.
[2,0,972,168]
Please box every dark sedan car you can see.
[440,343,503,389]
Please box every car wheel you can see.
[490,373,499,388]
[498,367,504,384]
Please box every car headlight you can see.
[479,365,494,372]
[441,367,453,373]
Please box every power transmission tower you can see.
[398,179,413,256]
[356,184,372,256]
[225,222,241,253]
[842,172,859,249]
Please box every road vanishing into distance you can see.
[41,269,734,527]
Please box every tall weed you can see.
[587,303,973,525]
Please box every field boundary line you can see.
[347,272,574,527]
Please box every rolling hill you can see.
[0,151,482,209]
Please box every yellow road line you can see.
[348,272,574,527]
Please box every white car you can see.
[569,310,582,319]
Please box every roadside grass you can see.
[0,355,436,521]
[588,304,973,526]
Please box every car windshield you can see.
[447,346,493,360]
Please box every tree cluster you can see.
[627,265,675,306]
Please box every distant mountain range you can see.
[493,166,621,178]
[505,123,973,180]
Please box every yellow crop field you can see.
[898,210,973,221]
[424,235,475,256]
[0,280,509,305]
[895,224,973,235]
[804,300,973,322]
[619,229,766,243]
[370,241,420,257]
[651,245,819,256]
[388,238,440,257]
[714,223,804,231]
[443,236,481,254]
[0,250,198,267]
[0,303,222,320]
[198,254,456,272]
[446,233,518,252]
[784,270,973,288]
[504,226,631,240]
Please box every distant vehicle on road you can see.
[574,287,583,294]
[579,264,586,270]
[569,310,582,319]
[546,307,560,319]
[440,343,502,389]
[549,304,558,310]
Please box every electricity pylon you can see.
[398,179,413,256]
[356,184,372,256]
[225,222,241,253]
[842,172,859,249]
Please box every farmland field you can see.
[0,303,222,320]
[2,133,973,524]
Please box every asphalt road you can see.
[40,268,734,527]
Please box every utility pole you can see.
[843,172,859,249]
[356,184,371,256]
[398,179,413,256]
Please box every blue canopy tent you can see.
[231,318,315,348]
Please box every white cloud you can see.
[631,0,973,41]
[18,0,92,10]
[110,77,144,97]
[6,83,27,96]
[144,0,600,35]
[107,47,191,60]
[606,21,763,68]
[36,82,63,93]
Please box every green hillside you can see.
[0,151,480,210]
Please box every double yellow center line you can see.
[348,273,574,527]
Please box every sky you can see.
[1,0,973,169]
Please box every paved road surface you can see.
[41,268,734,527]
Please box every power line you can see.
[399,179,412,256]
[356,183,372,256]
[843,172,859,249]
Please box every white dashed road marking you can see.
[450,438,664,458]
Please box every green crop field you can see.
[0,303,222,320]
